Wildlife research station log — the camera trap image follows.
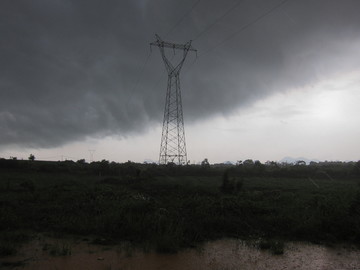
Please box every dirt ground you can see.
[1,236,360,270]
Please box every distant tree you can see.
[355,160,360,173]
[296,160,306,166]
[201,158,210,168]
[28,154,35,161]
[100,159,110,173]
[101,159,109,164]
[254,160,262,166]
[243,159,254,166]
[76,159,86,164]
[265,161,278,166]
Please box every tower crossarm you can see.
[150,34,197,53]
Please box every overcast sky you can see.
[1,0,360,163]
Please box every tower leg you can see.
[159,73,187,165]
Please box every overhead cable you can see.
[164,0,202,38]
[130,50,152,93]
[193,0,246,41]
[203,0,293,55]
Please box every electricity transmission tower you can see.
[150,34,197,165]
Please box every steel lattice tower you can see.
[150,34,197,165]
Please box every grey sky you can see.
[1,0,360,161]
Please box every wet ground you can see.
[1,237,360,270]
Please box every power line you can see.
[164,0,202,38]
[182,53,198,77]
[193,0,246,41]
[130,50,152,93]
[126,49,153,112]
[203,0,293,55]
[149,73,167,96]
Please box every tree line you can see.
[0,157,359,180]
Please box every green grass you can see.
[0,169,359,254]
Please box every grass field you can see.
[1,162,360,255]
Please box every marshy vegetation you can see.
[0,158,360,257]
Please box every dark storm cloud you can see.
[1,0,360,148]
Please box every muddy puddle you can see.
[1,236,360,270]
